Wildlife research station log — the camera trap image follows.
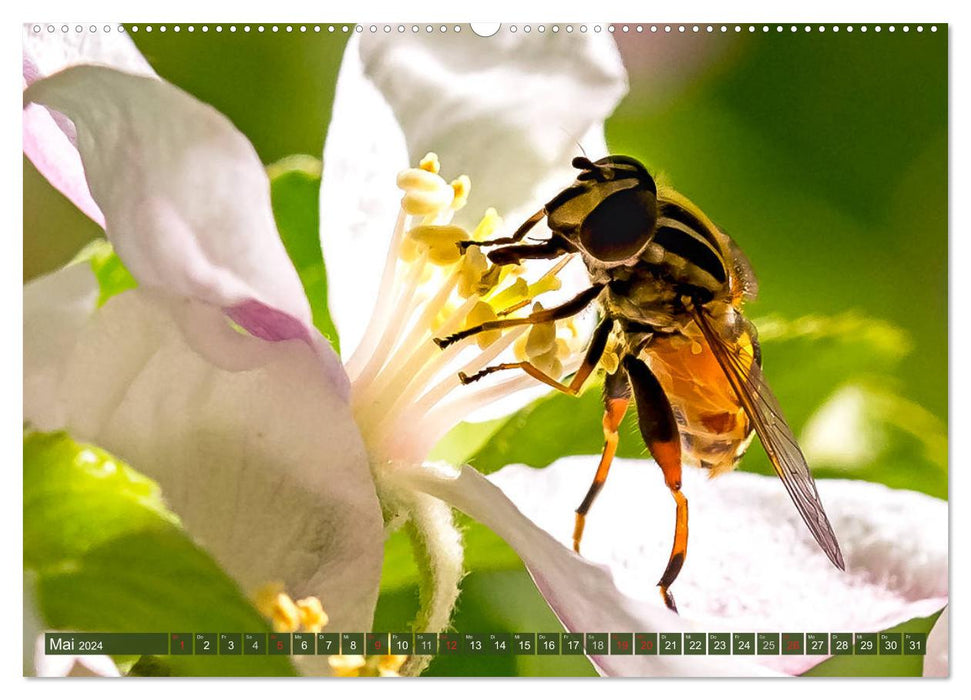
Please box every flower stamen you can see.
[350,154,584,466]
[254,583,328,634]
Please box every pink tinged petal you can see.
[23,277,385,657]
[23,102,105,226]
[393,462,777,676]
[489,457,948,676]
[23,68,338,375]
[22,24,155,226]
[923,606,948,677]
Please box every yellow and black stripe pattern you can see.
[651,186,730,294]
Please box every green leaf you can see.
[268,155,340,353]
[24,432,296,677]
[71,239,137,306]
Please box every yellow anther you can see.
[467,301,500,349]
[513,332,530,362]
[525,321,557,358]
[526,272,563,299]
[399,235,420,263]
[532,347,564,379]
[523,302,557,359]
[328,653,407,678]
[690,341,703,355]
[254,583,301,633]
[474,264,503,296]
[488,277,529,310]
[397,166,454,216]
[328,654,367,677]
[458,246,489,297]
[473,207,503,241]
[377,655,408,677]
[450,175,471,210]
[419,152,441,174]
[401,187,455,216]
[296,597,329,633]
[397,167,445,191]
[407,225,470,265]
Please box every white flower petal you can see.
[22,24,155,226]
[924,606,948,677]
[24,276,385,653]
[490,457,948,675]
[394,462,776,676]
[320,32,627,360]
[24,67,325,363]
[358,29,628,227]
[24,263,99,429]
[319,35,410,359]
[23,25,154,82]
[33,635,121,677]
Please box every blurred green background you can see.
[23,26,947,677]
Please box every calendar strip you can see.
[43,631,928,657]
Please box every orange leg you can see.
[573,369,631,553]
[623,355,688,614]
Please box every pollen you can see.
[489,277,529,312]
[473,207,503,241]
[407,224,470,265]
[254,583,329,634]
[601,334,622,374]
[296,596,329,633]
[328,653,408,677]
[466,301,501,349]
[350,152,585,467]
[328,654,367,676]
[525,310,557,358]
[510,303,564,379]
[378,655,408,676]
[457,246,489,297]
[419,152,441,174]
[450,175,472,210]
[254,583,301,633]
[397,167,454,216]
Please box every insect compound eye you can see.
[579,186,658,263]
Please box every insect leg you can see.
[487,238,571,267]
[573,368,631,553]
[434,284,604,349]
[623,354,688,614]
[458,208,545,251]
[459,318,613,394]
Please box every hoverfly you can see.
[435,155,845,613]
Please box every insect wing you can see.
[692,308,845,570]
